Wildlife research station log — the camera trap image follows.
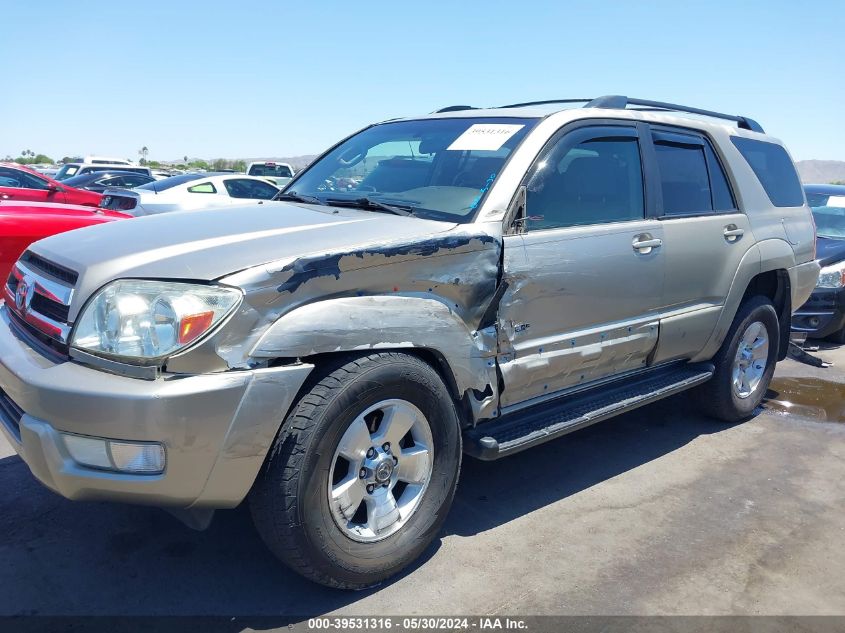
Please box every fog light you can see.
[62,434,165,474]
[63,435,111,469]
[108,441,166,474]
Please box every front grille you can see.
[0,387,23,441]
[7,308,69,361]
[20,252,79,285]
[30,294,70,323]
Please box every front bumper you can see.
[0,306,313,509]
[792,285,845,339]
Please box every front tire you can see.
[827,326,845,345]
[249,352,462,589]
[695,296,779,422]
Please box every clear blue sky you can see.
[2,0,842,162]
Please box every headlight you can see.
[816,261,845,289]
[71,280,241,362]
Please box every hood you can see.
[816,236,845,267]
[0,201,125,220]
[28,201,454,314]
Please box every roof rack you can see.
[498,99,593,109]
[434,96,764,133]
[435,105,476,113]
[585,95,764,133]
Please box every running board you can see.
[464,363,714,460]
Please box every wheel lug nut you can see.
[366,447,375,459]
[359,468,367,479]
[382,442,390,452]
[366,484,375,494]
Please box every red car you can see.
[0,163,103,207]
[0,201,130,283]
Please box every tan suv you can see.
[0,96,819,589]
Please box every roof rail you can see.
[585,95,764,133]
[498,98,593,109]
[435,105,476,113]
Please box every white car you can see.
[99,173,280,215]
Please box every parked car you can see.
[0,163,103,207]
[247,161,295,187]
[60,171,155,193]
[0,201,129,283]
[99,173,280,215]
[82,155,134,166]
[792,184,845,342]
[55,163,152,181]
[0,95,819,589]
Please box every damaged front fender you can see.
[251,295,500,422]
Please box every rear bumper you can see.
[792,285,845,339]
[0,306,313,509]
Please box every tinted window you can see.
[731,137,804,207]
[223,178,279,199]
[0,167,49,190]
[116,174,153,187]
[654,140,712,215]
[248,164,293,178]
[525,129,644,230]
[703,142,736,210]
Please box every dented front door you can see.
[496,124,666,408]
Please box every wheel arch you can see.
[251,295,499,423]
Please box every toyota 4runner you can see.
[0,96,820,589]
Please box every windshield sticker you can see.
[447,124,525,152]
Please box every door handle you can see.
[632,236,662,253]
[0,194,9,200]
[723,225,744,242]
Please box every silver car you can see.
[0,96,820,589]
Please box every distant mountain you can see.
[796,160,845,184]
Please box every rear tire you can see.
[249,352,462,589]
[695,296,779,422]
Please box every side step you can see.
[464,363,714,460]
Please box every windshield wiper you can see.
[324,197,415,217]
[275,191,326,205]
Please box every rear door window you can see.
[651,129,737,215]
[731,137,804,207]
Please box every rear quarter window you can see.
[731,137,804,207]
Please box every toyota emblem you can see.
[14,280,29,312]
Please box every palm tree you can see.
[138,146,149,165]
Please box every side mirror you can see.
[48,183,64,193]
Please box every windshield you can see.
[285,117,537,222]
[55,164,80,180]
[249,164,292,178]
[808,193,845,239]
[137,173,206,192]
